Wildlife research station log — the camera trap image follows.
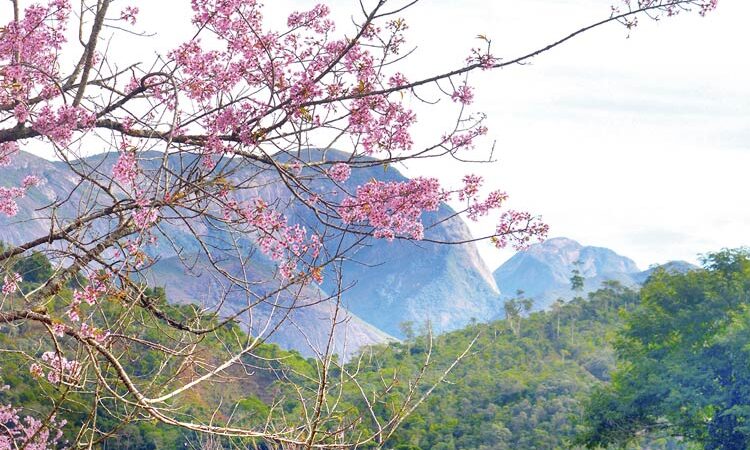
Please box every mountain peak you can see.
[493,237,641,310]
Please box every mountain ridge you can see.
[493,236,698,310]
[0,150,503,352]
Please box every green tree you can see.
[570,259,585,294]
[12,251,53,284]
[578,249,750,449]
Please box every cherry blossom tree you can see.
[0,0,717,448]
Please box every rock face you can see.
[308,154,500,338]
[1,150,502,351]
[147,254,393,360]
[493,237,698,310]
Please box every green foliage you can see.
[12,251,53,285]
[571,260,585,293]
[338,280,651,449]
[0,252,315,449]
[578,249,750,449]
[14,250,750,449]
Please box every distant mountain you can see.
[0,150,501,351]
[146,254,393,359]
[493,237,697,310]
[633,260,698,284]
[493,237,639,309]
[308,154,500,338]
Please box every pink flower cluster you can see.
[493,210,549,250]
[446,125,488,150]
[0,170,41,217]
[223,198,322,280]
[112,151,138,185]
[0,0,70,108]
[133,207,158,229]
[32,105,95,144]
[287,4,333,33]
[0,186,26,217]
[338,178,445,240]
[0,143,18,167]
[451,84,475,105]
[1,273,21,295]
[166,0,422,158]
[467,190,509,221]
[67,280,106,322]
[0,403,66,450]
[36,352,81,384]
[79,322,109,343]
[119,6,139,25]
[613,0,718,28]
[335,172,546,248]
[327,163,351,182]
[350,97,416,154]
[459,175,482,201]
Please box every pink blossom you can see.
[133,207,158,229]
[29,363,44,378]
[451,84,475,105]
[79,323,108,342]
[21,175,40,189]
[0,403,66,449]
[459,175,483,201]
[66,308,79,323]
[493,210,549,250]
[112,151,138,185]
[222,197,322,280]
[73,281,105,306]
[2,273,21,295]
[287,4,333,33]
[388,73,408,88]
[467,190,509,221]
[52,322,66,337]
[13,104,29,123]
[448,126,488,150]
[328,163,351,182]
[32,105,95,144]
[0,142,19,167]
[41,351,81,384]
[0,187,25,217]
[338,178,445,240]
[120,6,139,25]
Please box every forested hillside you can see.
[0,247,316,449]
[579,249,750,449]
[347,280,644,449]
[4,248,749,449]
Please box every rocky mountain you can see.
[0,150,501,353]
[493,237,697,310]
[304,153,500,338]
[146,253,393,359]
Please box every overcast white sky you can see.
[13,0,749,271]
[263,0,749,270]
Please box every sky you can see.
[10,0,749,271]
[270,0,750,270]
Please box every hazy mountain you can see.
[493,237,640,309]
[632,260,699,284]
[0,150,501,349]
[493,237,698,310]
[146,253,393,359]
